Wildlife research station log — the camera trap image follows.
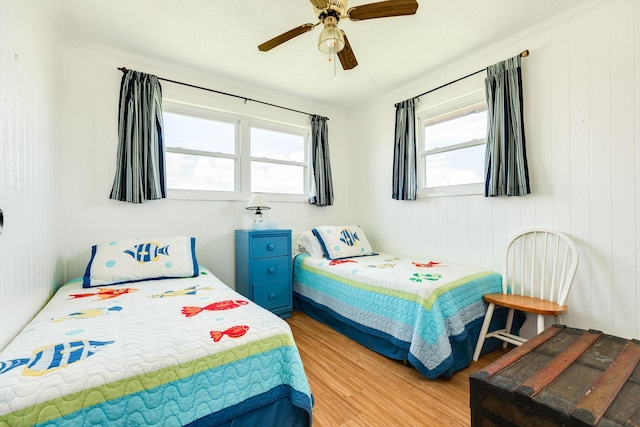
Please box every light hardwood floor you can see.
[286,311,507,427]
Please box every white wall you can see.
[4,0,637,351]
[0,0,63,349]
[349,0,639,340]
[55,42,352,288]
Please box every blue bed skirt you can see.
[186,386,311,427]
[294,294,524,378]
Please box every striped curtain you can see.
[484,55,530,197]
[392,98,417,200]
[109,70,166,203]
[309,115,334,206]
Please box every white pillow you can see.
[83,236,199,287]
[312,225,377,260]
[296,230,326,258]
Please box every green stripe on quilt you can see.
[0,333,295,426]
[300,262,494,312]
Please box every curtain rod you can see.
[395,50,529,107]
[117,67,325,119]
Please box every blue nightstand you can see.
[234,229,292,318]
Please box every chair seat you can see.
[483,293,568,316]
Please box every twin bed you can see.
[293,226,520,379]
[0,237,312,427]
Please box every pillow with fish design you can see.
[83,236,199,287]
[312,225,377,260]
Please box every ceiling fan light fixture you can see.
[318,18,345,54]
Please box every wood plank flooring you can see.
[286,311,507,427]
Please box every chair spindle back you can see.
[503,229,578,305]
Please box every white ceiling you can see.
[52,0,592,110]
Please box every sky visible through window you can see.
[251,128,304,162]
[164,112,235,153]
[165,153,235,191]
[424,110,487,187]
[164,112,236,191]
[250,127,305,194]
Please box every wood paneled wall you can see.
[0,1,62,349]
[348,0,639,340]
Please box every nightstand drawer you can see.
[253,281,291,311]
[251,235,289,259]
[251,256,289,283]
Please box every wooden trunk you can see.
[469,325,640,427]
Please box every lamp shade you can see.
[318,23,345,54]
[246,193,270,213]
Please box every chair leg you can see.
[473,302,496,362]
[537,314,546,334]
[503,308,515,348]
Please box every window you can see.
[250,127,306,194]
[418,92,487,196]
[164,112,238,192]
[162,101,310,200]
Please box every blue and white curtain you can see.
[309,115,334,207]
[109,70,166,203]
[484,55,530,197]
[392,98,417,200]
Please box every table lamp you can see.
[246,193,270,223]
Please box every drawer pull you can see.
[268,267,276,274]
[269,293,276,300]
[267,243,275,251]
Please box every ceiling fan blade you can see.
[258,23,317,52]
[308,0,330,9]
[347,0,418,21]
[337,32,358,70]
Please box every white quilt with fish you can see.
[0,268,312,426]
[293,253,502,378]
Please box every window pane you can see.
[251,162,304,194]
[251,127,305,162]
[424,110,487,150]
[166,152,235,191]
[164,112,235,154]
[425,145,485,187]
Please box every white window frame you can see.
[163,100,311,202]
[416,89,487,198]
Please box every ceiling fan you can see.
[257,0,419,70]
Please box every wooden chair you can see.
[472,228,578,361]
